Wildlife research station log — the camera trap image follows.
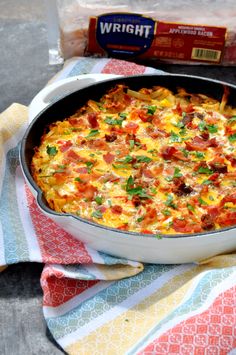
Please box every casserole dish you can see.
[20,74,236,264]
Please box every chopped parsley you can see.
[74,177,83,183]
[170,131,182,143]
[161,209,171,216]
[129,140,135,150]
[228,116,236,124]
[136,155,152,163]
[85,161,95,173]
[207,124,218,133]
[187,203,195,212]
[165,194,177,209]
[95,196,103,205]
[145,105,157,115]
[86,129,99,138]
[198,166,213,175]
[46,145,58,156]
[198,197,208,205]
[91,210,103,219]
[125,176,151,198]
[104,116,125,126]
[228,133,236,143]
[137,216,144,222]
[194,152,205,159]
[165,167,183,182]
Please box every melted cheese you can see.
[31,85,236,235]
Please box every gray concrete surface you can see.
[0,1,236,355]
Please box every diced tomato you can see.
[58,140,73,152]
[87,112,99,128]
[103,152,115,164]
[111,205,123,214]
[124,122,139,134]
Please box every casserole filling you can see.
[31,84,236,235]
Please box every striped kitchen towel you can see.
[0,57,236,354]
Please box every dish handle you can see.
[28,74,121,122]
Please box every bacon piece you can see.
[220,193,236,206]
[123,122,139,134]
[111,205,123,214]
[132,195,141,207]
[76,183,97,201]
[58,140,73,152]
[66,149,86,163]
[216,210,236,228]
[87,139,109,150]
[185,136,218,151]
[208,162,227,174]
[103,85,131,113]
[76,167,88,174]
[103,152,115,164]
[141,207,157,227]
[172,102,183,115]
[172,218,201,234]
[201,214,215,230]
[173,180,193,196]
[105,133,117,142]
[225,154,236,167]
[146,126,169,138]
[160,146,188,161]
[87,112,99,128]
[99,173,120,183]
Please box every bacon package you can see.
[46,0,236,65]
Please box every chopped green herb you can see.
[136,155,152,163]
[104,117,124,126]
[198,166,213,175]
[145,105,157,115]
[129,140,135,150]
[207,124,218,133]
[117,155,133,164]
[147,149,159,156]
[198,121,206,131]
[74,177,83,183]
[137,216,144,222]
[202,179,212,185]
[95,196,103,205]
[154,234,163,239]
[85,161,94,173]
[170,131,182,143]
[91,210,103,219]
[165,194,177,209]
[162,209,171,216]
[112,164,131,169]
[86,129,99,138]
[228,133,236,143]
[194,152,205,159]
[173,167,183,178]
[150,187,157,194]
[179,148,189,157]
[198,197,208,205]
[119,112,128,119]
[46,145,58,156]
[209,195,215,201]
[228,116,236,124]
[187,203,195,212]
[174,121,185,129]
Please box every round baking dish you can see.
[20,74,236,264]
